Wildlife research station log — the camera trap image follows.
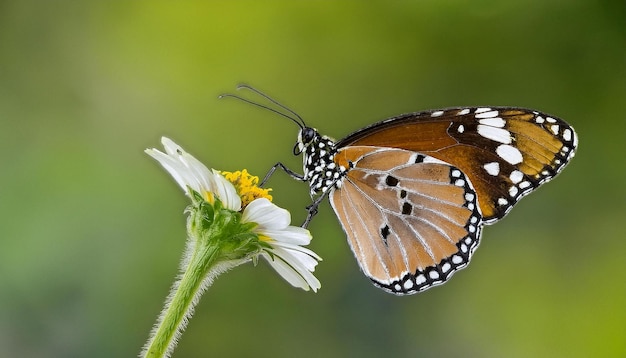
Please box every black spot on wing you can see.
[385,175,399,187]
[380,225,390,246]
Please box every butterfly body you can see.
[297,128,348,196]
[295,106,577,295]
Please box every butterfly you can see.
[221,85,578,295]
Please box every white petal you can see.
[175,150,216,194]
[268,240,321,261]
[259,226,312,246]
[160,136,183,155]
[277,247,321,272]
[261,253,310,290]
[211,170,241,211]
[242,198,290,230]
[145,148,198,194]
[273,247,321,290]
[261,251,321,292]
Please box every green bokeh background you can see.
[1,1,624,357]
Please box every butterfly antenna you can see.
[218,93,304,130]
[235,84,307,128]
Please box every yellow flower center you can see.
[220,169,273,208]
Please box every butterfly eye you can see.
[293,127,317,155]
[301,127,316,144]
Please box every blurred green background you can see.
[1,1,624,357]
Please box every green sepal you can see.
[186,189,264,263]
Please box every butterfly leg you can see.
[302,193,328,228]
[301,175,341,227]
[260,162,306,187]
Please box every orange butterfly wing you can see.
[336,107,577,223]
[330,146,482,294]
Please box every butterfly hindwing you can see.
[329,146,482,295]
[336,107,578,223]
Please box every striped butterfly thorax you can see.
[223,86,578,295]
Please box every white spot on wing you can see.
[431,110,444,117]
[563,128,572,141]
[415,274,426,285]
[496,144,523,165]
[457,124,465,133]
[475,110,499,119]
[510,170,524,183]
[478,117,506,127]
[403,280,414,290]
[550,124,560,135]
[458,108,470,115]
[475,107,492,113]
[477,125,512,144]
[483,162,500,176]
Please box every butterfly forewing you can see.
[336,107,578,223]
[330,146,482,295]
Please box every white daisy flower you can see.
[144,136,321,291]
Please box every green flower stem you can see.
[141,196,259,358]
[143,242,222,358]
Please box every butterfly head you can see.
[294,127,317,155]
